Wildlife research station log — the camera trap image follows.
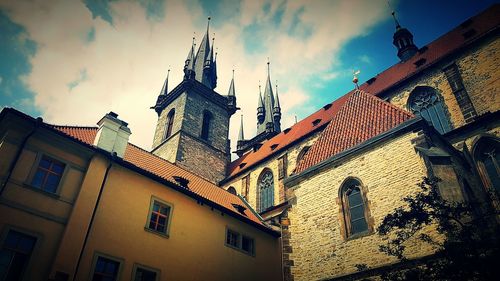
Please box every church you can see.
[0,4,498,281]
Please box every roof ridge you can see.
[51,124,98,129]
[354,89,414,118]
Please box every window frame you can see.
[0,225,41,281]
[144,196,174,238]
[407,86,452,134]
[88,252,124,281]
[472,136,500,196]
[163,108,175,141]
[131,263,161,281]
[25,152,69,197]
[257,169,275,212]
[338,178,373,240]
[200,110,213,141]
[224,227,255,257]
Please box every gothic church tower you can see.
[151,18,237,183]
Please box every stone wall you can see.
[386,36,499,130]
[285,132,440,281]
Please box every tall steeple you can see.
[257,83,265,124]
[160,69,170,96]
[257,60,281,134]
[227,69,237,114]
[391,10,418,62]
[273,81,281,131]
[184,37,196,79]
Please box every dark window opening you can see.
[92,256,120,281]
[227,186,237,195]
[201,111,212,141]
[134,267,157,281]
[0,230,37,281]
[341,179,369,237]
[270,144,278,150]
[258,170,274,212]
[283,128,291,134]
[297,146,311,163]
[323,104,332,110]
[226,229,240,248]
[163,109,175,140]
[414,58,427,67]
[462,29,477,39]
[366,77,377,85]
[312,119,321,126]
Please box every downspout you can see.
[72,152,115,281]
[0,117,42,197]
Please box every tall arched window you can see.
[408,86,452,134]
[258,169,274,212]
[473,137,500,194]
[163,109,175,140]
[340,178,369,237]
[201,111,212,141]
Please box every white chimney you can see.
[93,112,131,158]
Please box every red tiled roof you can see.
[295,90,414,173]
[227,93,352,178]
[359,4,499,96]
[226,4,499,179]
[52,125,266,228]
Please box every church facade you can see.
[0,4,499,281]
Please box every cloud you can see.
[0,0,387,159]
[358,54,372,64]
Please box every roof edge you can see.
[284,117,423,187]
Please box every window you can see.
[408,86,452,134]
[201,111,212,141]
[258,169,274,212]
[91,256,121,281]
[132,264,159,281]
[146,198,173,237]
[278,155,287,179]
[31,155,66,193]
[473,137,500,194]
[443,63,477,123]
[340,178,369,237]
[227,186,237,195]
[163,109,175,140]
[0,230,37,280]
[297,146,311,163]
[225,228,255,256]
[241,174,250,199]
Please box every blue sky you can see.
[0,0,497,154]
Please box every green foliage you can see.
[376,177,500,281]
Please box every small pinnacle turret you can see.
[392,10,418,62]
[227,69,237,114]
[238,114,245,142]
[257,83,265,124]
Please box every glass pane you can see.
[31,170,45,188]
[428,106,444,134]
[0,249,13,267]
[484,158,500,192]
[159,206,169,215]
[351,218,368,234]
[350,205,365,220]
[347,190,363,206]
[104,261,118,274]
[135,268,157,281]
[95,258,105,272]
[152,203,160,212]
[44,174,61,193]
[156,224,165,232]
[5,253,28,281]
[158,216,166,226]
[52,162,65,174]
[4,232,19,249]
[39,157,51,168]
[435,104,451,132]
[150,213,158,222]
[18,236,36,253]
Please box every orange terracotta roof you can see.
[227,93,352,179]
[226,4,499,179]
[52,125,266,228]
[295,90,414,173]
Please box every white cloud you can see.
[0,0,387,158]
[358,54,372,64]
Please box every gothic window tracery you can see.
[258,169,274,212]
[340,178,369,237]
[473,137,500,194]
[408,86,452,134]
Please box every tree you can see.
[376,177,500,281]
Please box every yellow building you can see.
[1,4,499,281]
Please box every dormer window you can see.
[312,119,321,126]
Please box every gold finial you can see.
[353,70,360,89]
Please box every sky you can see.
[0,0,497,158]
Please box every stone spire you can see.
[258,60,281,134]
[184,37,196,79]
[159,69,170,97]
[273,81,281,131]
[391,10,418,62]
[257,83,265,124]
[238,114,245,141]
[227,69,237,114]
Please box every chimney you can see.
[93,112,131,158]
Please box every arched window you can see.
[163,109,175,140]
[227,186,237,195]
[258,169,274,212]
[408,86,451,134]
[340,178,369,237]
[201,111,212,141]
[473,137,500,194]
[296,146,311,163]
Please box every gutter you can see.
[285,117,424,187]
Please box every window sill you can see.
[144,227,169,239]
[345,230,373,241]
[224,243,255,257]
[22,183,60,199]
